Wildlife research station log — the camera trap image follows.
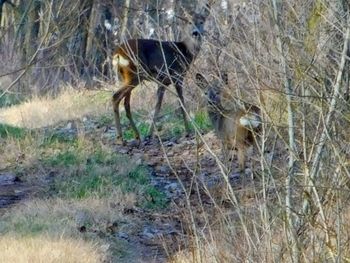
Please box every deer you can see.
[111,6,210,146]
[195,73,261,172]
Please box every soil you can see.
[0,173,35,212]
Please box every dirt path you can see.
[0,173,34,211]
[107,131,253,261]
[0,118,254,262]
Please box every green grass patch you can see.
[143,187,168,210]
[119,166,168,209]
[96,114,114,127]
[46,150,80,167]
[123,122,150,141]
[41,130,77,147]
[192,110,212,132]
[45,144,168,210]
[0,123,26,139]
[146,109,212,139]
[168,120,186,138]
[0,93,23,108]
[113,107,211,141]
[11,217,51,236]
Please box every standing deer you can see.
[111,7,210,145]
[195,73,261,171]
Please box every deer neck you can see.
[181,35,202,59]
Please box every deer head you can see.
[196,73,229,110]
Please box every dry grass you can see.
[0,82,188,130]
[0,235,104,263]
[0,193,138,261]
[0,88,111,129]
[0,132,46,171]
[169,232,275,263]
[0,194,133,236]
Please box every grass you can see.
[0,87,215,262]
[0,88,172,261]
[0,197,127,262]
[0,123,27,138]
[142,108,212,140]
[96,113,114,127]
[0,235,104,263]
[0,92,23,108]
[47,144,168,209]
[192,110,212,133]
[0,82,349,262]
[117,108,211,141]
[166,110,212,138]
[0,89,111,129]
[0,88,168,209]
[123,121,151,141]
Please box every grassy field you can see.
[1,83,349,263]
[0,87,213,262]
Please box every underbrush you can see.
[0,125,168,260]
[0,90,173,261]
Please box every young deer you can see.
[112,8,209,145]
[196,73,261,171]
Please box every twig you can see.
[300,24,350,223]
[270,0,299,261]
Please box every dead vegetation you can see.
[0,0,350,262]
[0,235,104,263]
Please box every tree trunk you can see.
[74,0,93,77]
[24,0,40,61]
[120,0,130,39]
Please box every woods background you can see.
[0,0,215,92]
[0,0,350,262]
[0,0,349,97]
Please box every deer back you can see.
[113,12,208,86]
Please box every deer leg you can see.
[221,142,229,167]
[148,85,166,138]
[112,89,125,145]
[220,141,235,173]
[124,91,140,145]
[175,84,191,136]
[237,145,246,172]
[112,85,134,145]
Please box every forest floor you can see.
[0,88,264,262]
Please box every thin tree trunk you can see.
[25,0,40,62]
[120,0,130,39]
[270,0,299,262]
[75,0,93,77]
[300,22,350,223]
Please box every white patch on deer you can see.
[113,54,130,67]
[239,114,261,128]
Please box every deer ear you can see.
[196,73,208,89]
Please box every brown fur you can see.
[196,73,261,171]
[112,12,209,145]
